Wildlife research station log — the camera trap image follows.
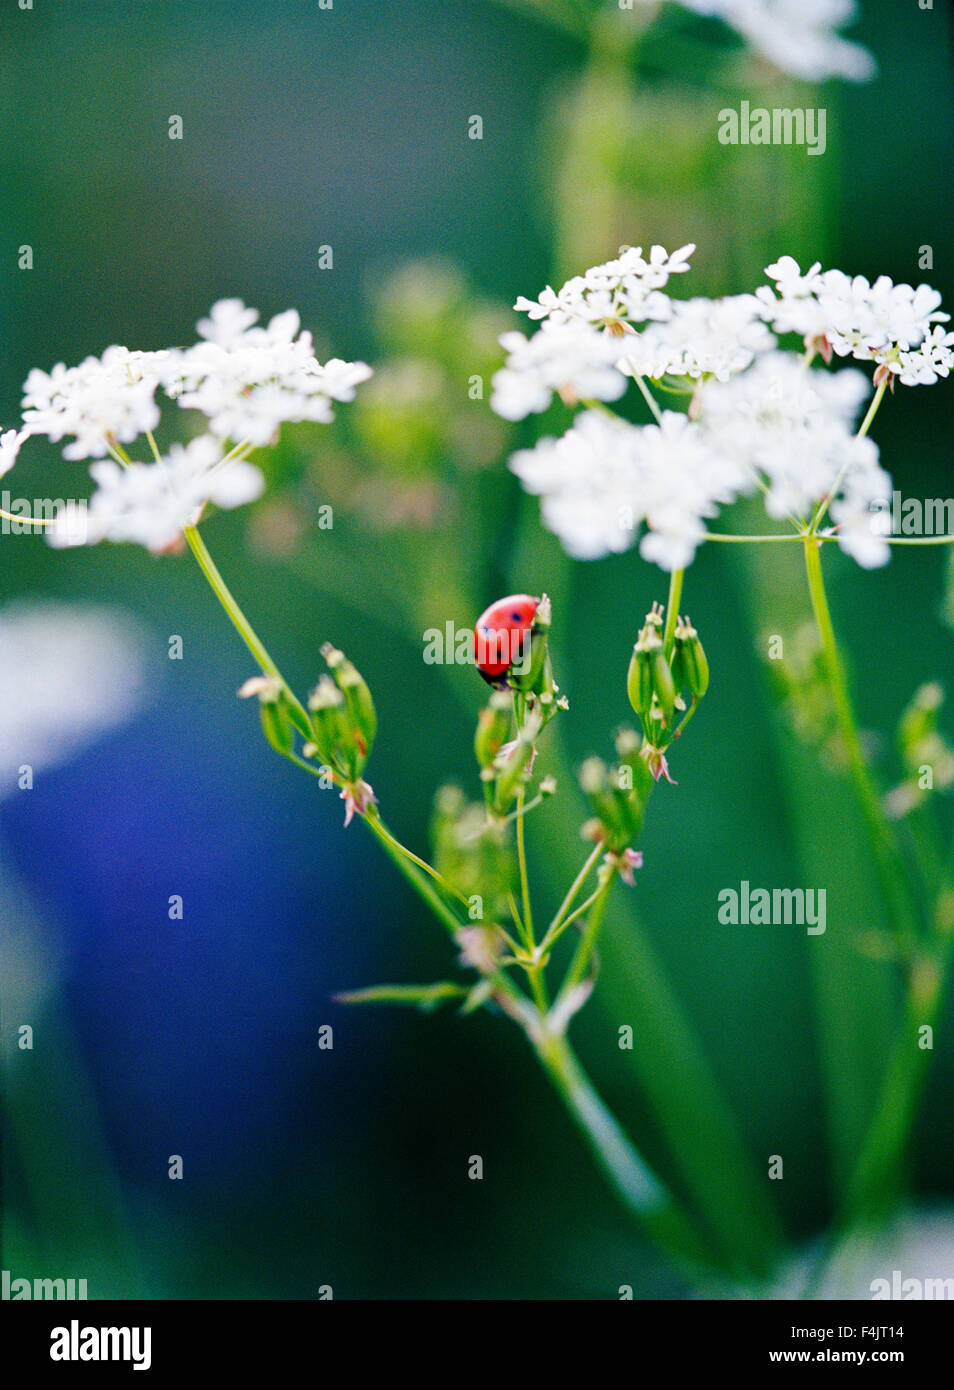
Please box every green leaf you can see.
[333,982,469,1013]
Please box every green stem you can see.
[560,872,613,1000]
[515,787,535,944]
[536,1031,718,1272]
[662,568,683,660]
[364,811,470,908]
[183,524,312,738]
[813,379,887,533]
[802,537,922,946]
[539,842,603,953]
[631,371,664,424]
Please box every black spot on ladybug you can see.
[511,611,522,621]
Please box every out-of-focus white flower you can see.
[697,353,891,565]
[21,347,168,461]
[514,243,694,331]
[0,428,26,478]
[491,321,630,421]
[195,297,261,346]
[621,294,776,382]
[757,257,950,380]
[634,0,875,83]
[0,599,151,795]
[48,435,264,552]
[510,407,748,570]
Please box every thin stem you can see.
[813,378,887,533]
[0,508,55,528]
[542,885,604,953]
[538,842,603,952]
[802,537,921,951]
[663,569,683,659]
[536,1030,717,1271]
[364,811,470,908]
[630,371,664,424]
[561,872,613,1000]
[145,430,162,464]
[515,787,534,946]
[361,812,465,940]
[704,532,813,544]
[183,524,312,738]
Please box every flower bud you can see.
[493,735,535,813]
[627,630,659,715]
[651,646,677,727]
[674,616,709,698]
[308,674,350,774]
[238,675,295,757]
[474,691,512,769]
[321,641,378,758]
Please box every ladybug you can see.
[473,593,539,684]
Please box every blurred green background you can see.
[1,0,952,1298]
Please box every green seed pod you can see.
[259,697,293,756]
[308,674,350,775]
[668,639,686,694]
[651,648,677,727]
[676,617,709,698]
[493,736,534,813]
[627,631,659,715]
[475,692,511,769]
[614,727,655,807]
[321,642,377,752]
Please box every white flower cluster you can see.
[48,437,265,552]
[756,258,954,385]
[636,0,875,83]
[7,300,372,551]
[498,246,950,573]
[492,244,694,420]
[511,408,750,571]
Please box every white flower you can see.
[510,408,748,570]
[0,599,150,794]
[756,258,949,377]
[697,353,890,564]
[894,326,954,387]
[164,303,373,445]
[635,0,875,83]
[48,435,265,552]
[195,297,261,346]
[0,428,26,478]
[514,243,694,330]
[621,294,776,382]
[21,347,168,460]
[491,321,630,421]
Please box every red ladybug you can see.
[473,594,539,684]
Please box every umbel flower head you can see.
[7,299,372,553]
[496,246,951,573]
